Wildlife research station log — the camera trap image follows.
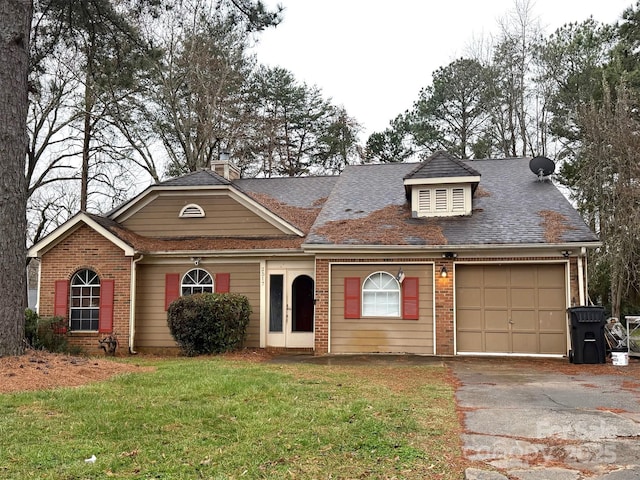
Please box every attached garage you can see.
[456,264,567,355]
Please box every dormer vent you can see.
[404,151,480,218]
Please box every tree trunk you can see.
[0,0,31,356]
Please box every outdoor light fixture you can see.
[440,266,448,278]
[396,267,405,284]
[191,257,201,266]
[561,250,572,258]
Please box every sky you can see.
[253,0,635,140]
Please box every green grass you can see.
[0,357,463,479]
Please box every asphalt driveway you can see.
[450,357,640,479]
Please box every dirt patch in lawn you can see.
[0,350,154,393]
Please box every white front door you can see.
[266,268,315,348]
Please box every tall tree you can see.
[407,58,491,159]
[364,114,415,163]
[489,0,542,157]
[0,0,32,356]
[365,58,491,161]
[152,6,255,176]
[571,85,640,317]
[315,106,362,174]
[535,18,613,158]
[245,66,334,177]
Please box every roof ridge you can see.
[404,150,481,179]
[157,168,231,186]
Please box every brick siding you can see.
[39,225,132,356]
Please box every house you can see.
[28,152,600,356]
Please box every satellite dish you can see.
[529,156,555,180]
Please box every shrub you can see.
[36,316,70,353]
[24,310,73,353]
[25,308,39,347]
[167,293,251,356]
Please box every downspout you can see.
[582,247,590,305]
[129,254,144,354]
[577,255,585,306]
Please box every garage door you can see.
[456,264,567,355]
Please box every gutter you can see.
[301,241,602,255]
[141,249,308,258]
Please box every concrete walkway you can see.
[450,358,640,479]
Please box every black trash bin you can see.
[567,306,606,364]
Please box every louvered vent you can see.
[179,204,205,218]
[452,188,465,211]
[435,189,448,211]
[418,189,431,213]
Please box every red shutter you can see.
[344,277,361,319]
[215,273,230,293]
[165,273,181,310]
[99,279,115,333]
[402,277,419,320]
[54,280,69,318]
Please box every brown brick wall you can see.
[435,258,454,355]
[39,225,132,355]
[314,258,330,354]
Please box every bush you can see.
[25,308,39,347]
[24,310,72,353]
[167,293,251,356]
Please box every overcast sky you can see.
[254,0,634,140]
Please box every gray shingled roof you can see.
[235,176,338,208]
[404,150,481,180]
[159,169,231,186]
[306,158,598,246]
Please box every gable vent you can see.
[179,204,205,218]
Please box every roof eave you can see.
[302,241,601,255]
[138,248,307,258]
[28,212,136,258]
[403,176,481,186]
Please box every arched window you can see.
[362,271,400,317]
[70,269,100,331]
[181,269,213,295]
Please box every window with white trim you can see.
[179,204,205,218]
[181,269,213,295]
[414,185,470,217]
[362,272,400,317]
[70,269,100,331]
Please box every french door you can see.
[266,268,314,348]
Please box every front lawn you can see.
[0,356,463,479]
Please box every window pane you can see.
[181,269,213,297]
[362,272,400,317]
[269,275,283,332]
[70,269,100,332]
